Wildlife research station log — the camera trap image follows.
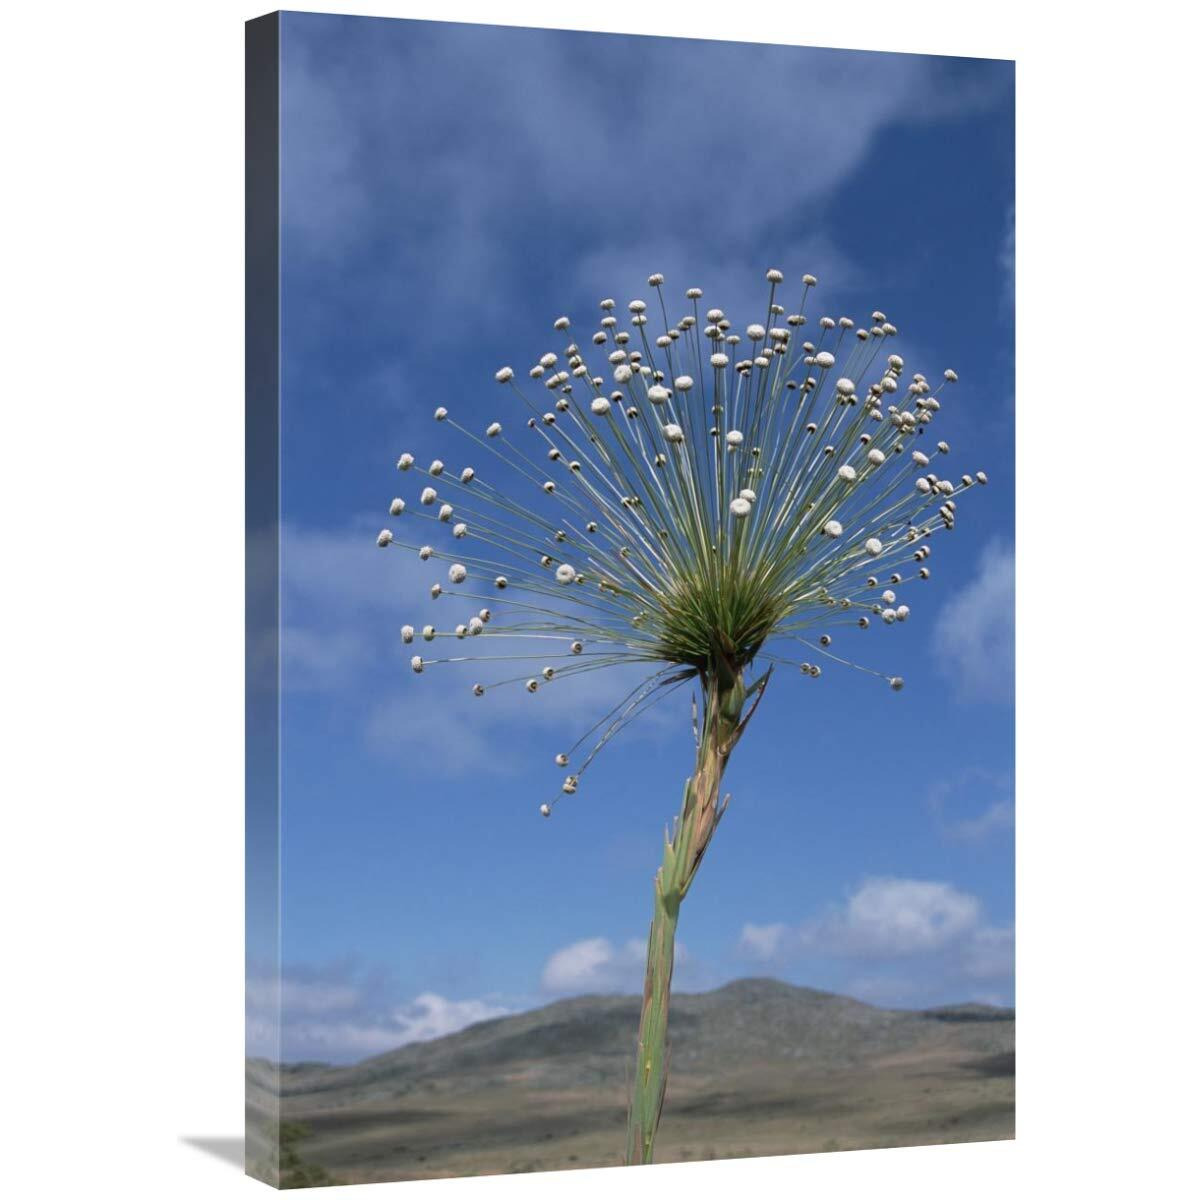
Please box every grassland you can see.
[247,978,1014,1186]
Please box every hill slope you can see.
[248,978,1014,1185]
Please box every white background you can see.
[1,1,1195,1196]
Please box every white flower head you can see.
[410,655,424,673]
[378,268,986,812]
[376,529,393,547]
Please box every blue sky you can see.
[253,12,1014,1063]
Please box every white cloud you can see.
[389,992,511,1043]
[737,877,1013,1006]
[741,877,982,961]
[833,878,981,955]
[540,935,689,995]
[274,992,513,1059]
[932,539,1015,703]
[247,967,513,1061]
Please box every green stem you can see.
[625,865,679,1166]
[625,667,770,1165]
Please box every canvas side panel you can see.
[245,10,281,1189]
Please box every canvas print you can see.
[246,11,1015,1188]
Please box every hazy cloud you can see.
[281,17,1013,353]
[247,962,513,1063]
[999,201,1015,304]
[932,539,1014,703]
[277,516,693,771]
[737,922,788,961]
[927,766,1015,842]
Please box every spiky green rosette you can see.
[377,268,987,1162]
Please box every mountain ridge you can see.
[254,978,1013,1092]
[247,977,1014,1184]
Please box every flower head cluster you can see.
[378,270,986,814]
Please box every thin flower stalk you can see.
[377,269,987,1164]
[626,664,769,1165]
